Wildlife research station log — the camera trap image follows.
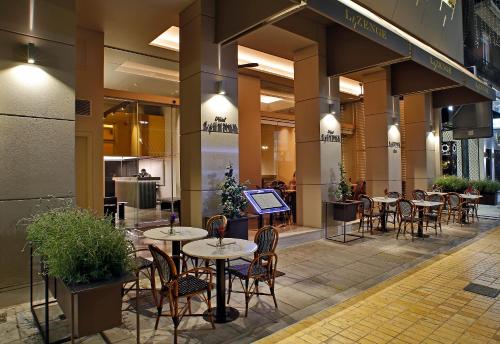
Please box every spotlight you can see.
[27,43,35,64]
[328,103,336,115]
[447,105,453,111]
[215,80,225,95]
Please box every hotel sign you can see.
[320,130,341,143]
[411,45,462,85]
[388,141,400,153]
[202,116,239,134]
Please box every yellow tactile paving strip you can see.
[257,227,500,344]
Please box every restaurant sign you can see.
[202,116,239,134]
[388,141,400,153]
[321,130,341,143]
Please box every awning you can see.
[306,0,496,106]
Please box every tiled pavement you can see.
[1,216,499,343]
[257,226,500,344]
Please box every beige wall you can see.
[75,27,104,214]
[238,75,262,188]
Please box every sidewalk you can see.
[257,227,500,344]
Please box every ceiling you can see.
[76,0,190,61]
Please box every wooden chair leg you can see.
[206,289,215,329]
[155,294,164,330]
[271,285,278,309]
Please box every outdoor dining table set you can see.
[143,227,257,323]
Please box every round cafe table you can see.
[372,196,399,231]
[143,226,207,272]
[182,238,257,323]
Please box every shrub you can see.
[25,206,132,285]
[472,179,500,194]
[435,176,500,194]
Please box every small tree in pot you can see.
[25,205,133,337]
[218,163,249,239]
[332,163,358,222]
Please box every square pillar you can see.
[363,69,402,196]
[404,93,440,191]
[180,0,239,227]
[294,44,341,228]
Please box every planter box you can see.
[331,201,360,222]
[479,192,499,205]
[226,217,249,240]
[49,276,130,338]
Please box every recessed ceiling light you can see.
[339,76,363,96]
[115,61,179,82]
[239,46,294,79]
[261,95,283,104]
[150,26,179,51]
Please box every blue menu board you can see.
[244,189,290,215]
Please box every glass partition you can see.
[103,97,180,229]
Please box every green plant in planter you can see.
[25,206,132,285]
[472,179,500,194]
[334,163,352,201]
[434,175,468,192]
[218,163,248,219]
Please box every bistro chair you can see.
[424,194,445,235]
[412,189,427,201]
[463,189,480,223]
[385,191,401,229]
[396,199,418,239]
[148,245,215,343]
[358,195,381,234]
[226,226,279,317]
[446,192,467,225]
[123,241,154,298]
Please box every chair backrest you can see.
[205,214,227,238]
[359,195,373,214]
[387,191,400,209]
[427,194,444,212]
[255,226,279,255]
[148,244,177,287]
[448,192,461,208]
[431,185,443,192]
[398,199,414,218]
[412,189,427,200]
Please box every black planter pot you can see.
[226,217,249,240]
[479,192,499,205]
[331,201,359,222]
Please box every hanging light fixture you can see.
[27,43,35,64]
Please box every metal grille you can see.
[355,101,366,181]
[468,138,480,180]
[75,99,91,116]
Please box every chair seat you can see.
[226,263,268,280]
[425,213,439,219]
[134,256,153,271]
[177,275,209,296]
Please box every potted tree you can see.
[219,164,249,239]
[332,163,359,222]
[25,206,133,338]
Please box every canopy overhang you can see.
[307,0,496,106]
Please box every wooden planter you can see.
[49,276,128,338]
[226,217,249,240]
[331,201,359,222]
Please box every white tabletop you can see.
[459,194,482,199]
[372,197,399,203]
[143,226,207,242]
[412,200,443,207]
[427,191,447,196]
[182,238,258,260]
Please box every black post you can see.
[215,259,226,322]
[172,241,181,273]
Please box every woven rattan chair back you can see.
[255,226,279,255]
[148,244,176,287]
[359,194,373,215]
[412,189,427,201]
[398,199,414,218]
[448,192,461,209]
[206,214,227,238]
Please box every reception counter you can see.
[113,177,159,209]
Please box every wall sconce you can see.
[328,102,336,115]
[27,43,36,64]
[215,80,225,95]
[392,116,399,127]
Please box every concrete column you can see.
[0,1,75,300]
[405,93,440,191]
[238,75,262,188]
[363,69,402,195]
[75,28,104,214]
[294,44,341,228]
[179,0,239,227]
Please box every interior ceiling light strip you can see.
[115,61,179,82]
[150,26,179,51]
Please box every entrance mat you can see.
[464,283,500,298]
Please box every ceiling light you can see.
[115,61,179,82]
[238,46,294,79]
[261,95,283,104]
[448,105,454,111]
[339,76,363,96]
[103,156,137,161]
[103,124,114,129]
[139,120,149,125]
[150,26,179,51]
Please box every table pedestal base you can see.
[203,307,239,323]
